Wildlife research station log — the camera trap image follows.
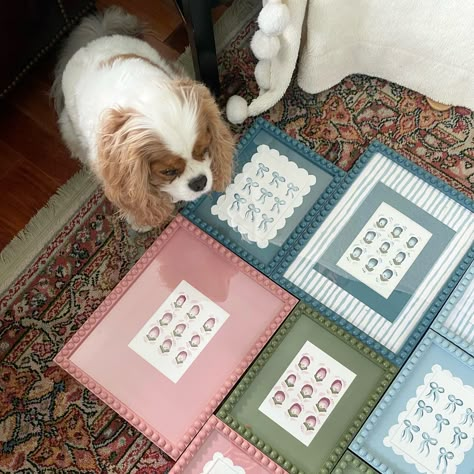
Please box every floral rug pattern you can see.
[1,18,473,474]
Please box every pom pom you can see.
[255,60,271,90]
[258,1,290,36]
[251,30,280,60]
[226,95,248,124]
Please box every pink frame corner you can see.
[170,415,288,473]
[54,215,298,460]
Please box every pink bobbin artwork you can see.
[54,215,297,460]
[259,340,356,447]
[169,416,288,473]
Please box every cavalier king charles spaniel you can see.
[52,7,234,231]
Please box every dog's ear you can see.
[194,85,235,192]
[97,107,174,228]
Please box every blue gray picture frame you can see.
[312,182,455,324]
[350,330,474,473]
[432,261,474,357]
[273,141,474,366]
[181,117,345,276]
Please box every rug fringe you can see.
[0,0,259,296]
[0,169,97,294]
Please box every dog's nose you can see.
[188,175,208,192]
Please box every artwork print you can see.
[128,280,229,383]
[201,452,245,474]
[211,144,316,248]
[258,341,356,446]
[384,364,474,473]
[337,202,432,298]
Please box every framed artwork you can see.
[275,141,474,365]
[169,416,287,473]
[217,303,396,474]
[54,215,297,460]
[432,261,474,357]
[350,330,474,474]
[181,118,345,276]
[333,452,377,474]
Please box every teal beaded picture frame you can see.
[217,303,396,474]
[182,118,345,276]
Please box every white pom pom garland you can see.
[258,1,290,36]
[226,95,249,124]
[250,30,280,60]
[255,60,271,90]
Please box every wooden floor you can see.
[0,0,226,250]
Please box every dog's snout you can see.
[188,175,207,192]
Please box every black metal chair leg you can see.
[175,0,221,97]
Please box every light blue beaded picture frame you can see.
[432,260,474,357]
[181,118,345,276]
[274,141,474,366]
[350,330,474,474]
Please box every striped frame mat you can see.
[282,144,474,361]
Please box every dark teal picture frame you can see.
[181,118,345,277]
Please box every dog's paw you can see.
[131,224,152,233]
[124,215,153,233]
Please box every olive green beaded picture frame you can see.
[333,452,377,474]
[217,303,397,474]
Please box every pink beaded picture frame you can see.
[54,215,297,460]
[170,416,288,473]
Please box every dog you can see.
[52,7,234,231]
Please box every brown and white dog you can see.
[52,7,234,231]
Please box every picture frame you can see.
[181,117,345,276]
[333,452,377,474]
[274,141,474,365]
[350,330,474,474]
[217,303,396,474]
[54,215,297,460]
[432,260,474,357]
[169,416,287,473]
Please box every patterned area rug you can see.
[1,18,474,474]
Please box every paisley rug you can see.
[1,16,474,474]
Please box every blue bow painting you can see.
[286,182,299,198]
[230,193,246,211]
[255,162,269,178]
[415,400,433,420]
[445,395,463,414]
[434,414,450,433]
[460,407,474,427]
[437,447,454,474]
[427,382,445,402]
[418,432,438,456]
[257,188,273,204]
[245,204,261,222]
[270,171,286,188]
[242,177,259,194]
[400,419,420,443]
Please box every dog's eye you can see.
[162,169,178,177]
